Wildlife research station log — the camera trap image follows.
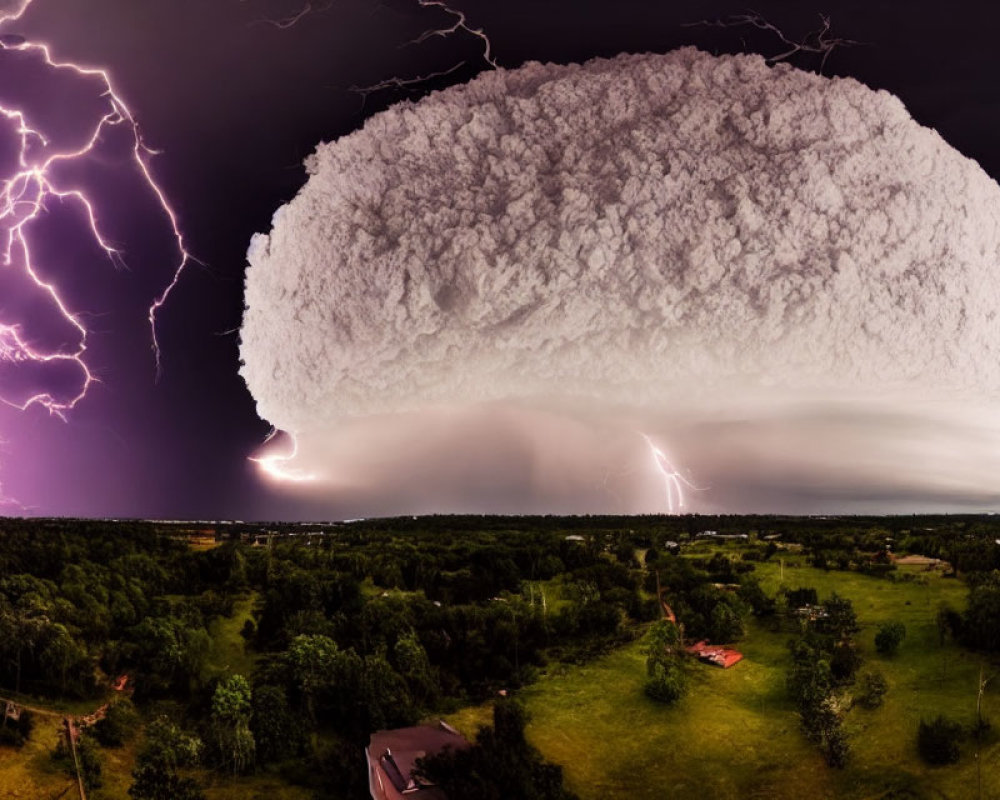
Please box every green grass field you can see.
[203,593,259,681]
[508,560,996,800]
[0,714,75,799]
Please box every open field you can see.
[0,714,74,799]
[512,558,994,800]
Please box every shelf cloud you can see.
[240,48,1000,513]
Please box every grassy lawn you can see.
[203,593,259,681]
[515,560,996,800]
[0,714,75,799]
[90,736,142,800]
[198,770,314,800]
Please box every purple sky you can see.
[1,0,999,519]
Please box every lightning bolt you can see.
[0,0,193,421]
[641,433,698,513]
[352,0,496,100]
[249,428,318,484]
[243,0,335,31]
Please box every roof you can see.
[368,722,469,799]
[687,640,743,669]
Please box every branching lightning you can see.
[682,11,860,72]
[405,0,497,68]
[352,0,495,99]
[641,433,698,513]
[0,0,192,419]
[349,61,466,108]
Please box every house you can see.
[686,640,743,669]
[367,721,469,800]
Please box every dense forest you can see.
[1,513,1000,798]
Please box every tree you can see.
[130,717,205,800]
[129,761,205,800]
[250,685,301,764]
[819,594,859,640]
[286,634,340,722]
[642,619,681,659]
[918,715,963,765]
[645,658,686,704]
[93,698,140,747]
[416,699,579,800]
[829,640,862,684]
[138,716,203,770]
[128,616,210,695]
[964,572,1000,651]
[393,630,438,705]
[210,675,255,775]
[737,576,775,617]
[642,621,686,704]
[708,601,744,643]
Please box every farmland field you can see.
[499,558,991,800]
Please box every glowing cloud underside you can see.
[241,49,1000,512]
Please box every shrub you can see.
[18,710,33,742]
[0,726,21,747]
[857,671,888,709]
[917,715,963,765]
[0,710,34,748]
[55,734,102,792]
[77,736,103,792]
[875,622,907,656]
[824,725,850,768]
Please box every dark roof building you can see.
[367,721,469,800]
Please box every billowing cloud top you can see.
[240,48,1000,511]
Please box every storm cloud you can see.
[240,48,1000,513]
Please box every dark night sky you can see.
[2,0,999,519]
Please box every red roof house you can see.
[686,640,743,668]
